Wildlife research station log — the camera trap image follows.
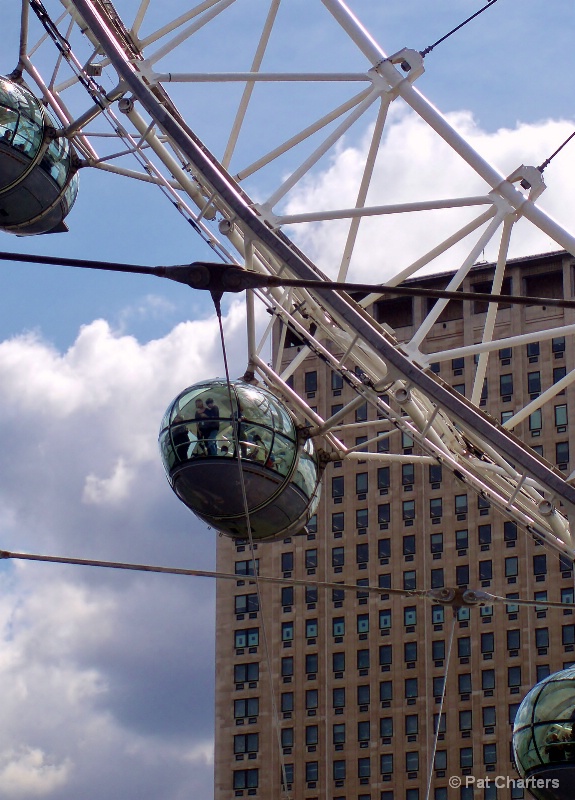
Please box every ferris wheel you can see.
[3,1,575,797]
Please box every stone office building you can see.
[215,250,575,800]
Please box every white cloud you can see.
[0,300,251,799]
[284,107,575,282]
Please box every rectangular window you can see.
[459,673,472,694]
[378,538,391,558]
[504,521,518,541]
[405,641,418,663]
[456,529,468,550]
[378,504,391,524]
[377,466,390,490]
[281,622,293,642]
[235,627,260,648]
[305,549,317,569]
[234,662,259,683]
[455,494,468,515]
[333,688,346,709]
[380,753,393,774]
[235,593,259,614]
[405,678,418,698]
[430,497,443,518]
[379,645,393,666]
[458,637,471,658]
[507,629,521,650]
[478,524,492,545]
[402,463,415,485]
[402,500,416,520]
[356,472,368,494]
[356,508,368,529]
[332,512,344,532]
[508,666,521,687]
[403,535,416,555]
[305,761,318,782]
[356,542,369,564]
[332,617,345,637]
[479,560,493,581]
[304,371,317,394]
[432,640,446,660]
[481,632,494,653]
[460,747,473,768]
[459,710,472,731]
[332,476,344,498]
[500,373,513,396]
[332,546,344,567]
[533,554,547,576]
[555,404,568,427]
[430,532,443,553]
[331,371,344,391]
[429,464,442,484]
[529,409,542,432]
[557,441,570,466]
[505,557,519,577]
[380,717,393,737]
[404,571,416,591]
[357,648,370,670]
[406,714,419,735]
[357,613,369,634]
[305,619,318,639]
[431,568,444,588]
[536,628,549,648]
[380,680,392,701]
[527,371,541,394]
[281,552,293,572]
[306,725,318,746]
[281,657,294,677]
[404,606,417,626]
[456,565,469,586]
[379,609,392,630]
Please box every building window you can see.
[332,476,344,498]
[403,535,416,556]
[234,697,259,719]
[557,441,570,467]
[405,678,418,698]
[235,662,259,683]
[500,373,513,397]
[404,571,417,591]
[403,500,416,520]
[456,565,469,586]
[281,728,293,748]
[233,769,259,790]
[305,549,318,569]
[305,761,318,783]
[508,666,522,687]
[281,622,294,642]
[356,508,368,529]
[456,529,468,550]
[357,614,369,634]
[380,753,393,775]
[355,402,368,423]
[504,521,517,541]
[431,568,444,589]
[404,606,417,626]
[527,371,541,395]
[459,710,472,731]
[357,648,370,670]
[432,606,445,625]
[481,633,494,654]
[555,404,568,428]
[281,552,293,573]
[357,542,369,564]
[235,593,259,614]
[380,717,393,737]
[535,628,549,648]
[455,494,468,515]
[402,463,415,485]
[356,472,368,494]
[507,629,520,650]
[458,637,471,658]
[459,673,472,694]
[460,747,473,768]
[306,689,318,710]
[483,743,497,765]
[405,642,418,663]
[432,640,446,661]
[333,688,346,709]
[378,504,391,524]
[529,408,542,433]
[357,684,370,705]
[332,546,345,568]
[235,628,259,648]
[505,557,519,578]
[406,714,419,735]
[378,539,391,560]
[304,371,317,394]
[430,533,443,554]
[235,559,259,576]
[305,619,318,639]
[479,560,493,581]
[331,371,344,391]
[406,751,419,772]
[333,760,346,780]
[332,617,345,637]
[332,512,344,532]
[430,497,443,518]
[377,466,390,490]
[234,733,259,754]
[380,609,392,630]
[478,524,492,545]
[533,554,547,577]
[482,669,495,690]
[429,464,442,484]
[380,680,392,701]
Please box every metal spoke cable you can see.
[424,611,457,800]
[419,0,500,57]
[213,293,291,800]
[538,129,575,173]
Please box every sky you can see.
[1,1,575,798]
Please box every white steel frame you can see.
[12,0,575,557]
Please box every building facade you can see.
[215,250,575,800]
